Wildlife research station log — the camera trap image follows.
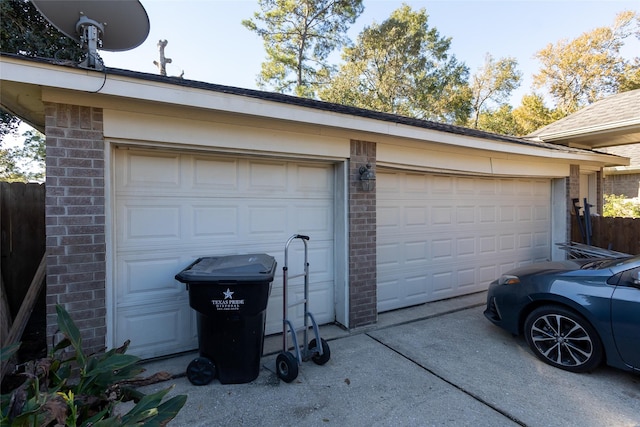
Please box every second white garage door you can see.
[377,170,551,312]
[113,148,335,359]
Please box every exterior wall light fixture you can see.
[359,163,376,192]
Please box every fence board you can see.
[572,215,640,255]
[0,182,46,353]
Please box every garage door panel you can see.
[432,239,453,259]
[117,255,187,302]
[432,271,454,293]
[378,170,551,312]
[118,204,183,245]
[264,278,334,333]
[116,302,195,356]
[248,161,288,190]
[405,274,430,298]
[433,175,454,193]
[457,238,475,256]
[377,242,402,267]
[296,204,332,232]
[457,268,476,289]
[248,205,289,235]
[119,151,182,190]
[193,157,239,189]
[114,148,335,359]
[192,206,239,237]
[405,241,428,263]
[295,164,333,193]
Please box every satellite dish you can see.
[31,0,150,69]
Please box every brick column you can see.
[349,140,376,328]
[45,103,106,355]
[595,169,603,215]
[567,164,580,243]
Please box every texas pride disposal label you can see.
[211,288,246,311]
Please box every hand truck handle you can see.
[295,234,310,240]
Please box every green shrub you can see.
[1,305,186,426]
[603,194,640,218]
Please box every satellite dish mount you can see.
[31,0,150,71]
[76,14,105,69]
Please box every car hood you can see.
[505,260,584,277]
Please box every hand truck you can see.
[276,234,331,382]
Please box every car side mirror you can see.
[634,271,640,287]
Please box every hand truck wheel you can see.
[186,356,216,386]
[276,351,299,383]
[309,338,331,365]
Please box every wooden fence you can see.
[0,182,46,355]
[571,215,640,255]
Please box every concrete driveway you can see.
[134,294,640,426]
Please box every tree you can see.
[476,93,559,137]
[0,129,45,182]
[468,54,521,128]
[242,0,363,97]
[533,10,640,113]
[0,0,83,60]
[1,0,84,180]
[511,94,560,135]
[476,105,520,136]
[319,5,471,124]
[618,57,640,92]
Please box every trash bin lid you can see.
[175,253,277,284]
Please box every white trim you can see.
[333,161,349,328]
[533,121,640,141]
[0,57,621,167]
[104,140,115,350]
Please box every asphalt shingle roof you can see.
[528,89,640,138]
[0,52,621,158]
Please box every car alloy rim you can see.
[530,314,593,367]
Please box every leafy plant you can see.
[1,305,187,426]
[603,194,640,218]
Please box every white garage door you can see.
[113,148,335,359]
[377,170,551,312]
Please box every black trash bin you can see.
[175,253,277,385]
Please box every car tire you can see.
[524,306,603,373]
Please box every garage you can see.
[377,169,551,312]
[113,147,336,359]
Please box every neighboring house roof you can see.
[527,89,640,149]
[599,143,640,174]
[0,52,625,166]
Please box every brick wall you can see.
[348,140,377,328]
[567,165,580,243]
[595,169,603,215]
[45,103,107,355]
[604,174,640,198]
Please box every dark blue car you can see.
[484,255,640,373]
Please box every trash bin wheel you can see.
[309,338,331,365]
[187,357,216,386]
[276,351,298,383]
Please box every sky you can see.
[98,0,640,105]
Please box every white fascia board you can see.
[604,165,640,175]
[535,120,640,141]
[0,57,624,165]
[0,57,108,92]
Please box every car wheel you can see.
[524,306,603,373]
